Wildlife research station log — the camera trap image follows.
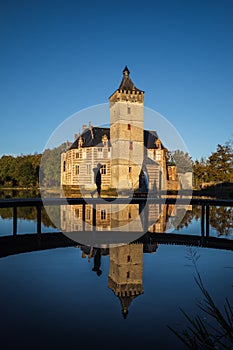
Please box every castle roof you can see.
[69,127,111,149]
[109,66,144,99]
[69,127,164,150]
[118,66,144,93]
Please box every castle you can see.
[61,66,176,193]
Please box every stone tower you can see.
[108,244,144,319]
[109,66,144,191]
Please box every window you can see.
[101,164,107,174]
[156,151,161,161]
[128,211,131,219]
[128,123,131,130]
[76,151,82,159]
[101,210,106,220]
[129,141,133,150]
[75,208,80,218]
[87,164,91,174]
[127,271,130,278]
[63,161,66,172]
[75,165,79,175]
[147,149,154,160]
[86,209,91,220]
[128,107,131,114]
[103,141,107,147]
[127,255,130,262]
[108,147,111,158]
[98,147,102,158]
[129,167,131,173]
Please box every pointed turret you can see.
[109,66,144,100]
[117,66,143,93]
[118,294,140,319]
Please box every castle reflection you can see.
[60,202,176,234]
[60,202,169,317]
[78,241,159,318]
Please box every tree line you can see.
[0,143,66,188]
[193,141,233,188]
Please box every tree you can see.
[40,143,66,188]
[168,150,193,174]
[207,144,233,182]
[193,158,208,188]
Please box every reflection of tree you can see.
[0,189,40,199]
[0,207,57,228]
[210,206,233,237]
[172,208,194,230]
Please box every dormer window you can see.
[102,134,108,148]
[155,139,162,149]
[78,137,84,148]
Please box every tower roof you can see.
[109,66,144,100]
[118,66,144,93]
[118,293,141,319]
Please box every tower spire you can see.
[123,66,130,76]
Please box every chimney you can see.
[82,125,87,131]
[89,121,94,139]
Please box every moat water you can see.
[0,192,232,350]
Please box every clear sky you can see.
[0,0,232,161]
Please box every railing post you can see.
[201,205,205,236]
[37,205,41,235]
[82,203,86,231]
[206,205,210,237]
[13,206,17,236]
[92,203,96,231]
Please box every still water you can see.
[0,194,232,349]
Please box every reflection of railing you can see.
[0,197,233,236]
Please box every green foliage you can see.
[0,154,41,188]
[40,144,66,188]
[193,141,233,188]
[208,144,233,182]
[168,150,193,173]
[0,143,66,189]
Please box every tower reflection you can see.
[108,243,144,319]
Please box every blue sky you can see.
[0,0,232,161]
